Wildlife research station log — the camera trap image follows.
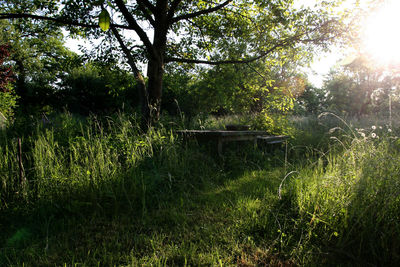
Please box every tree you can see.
[0,11,81,114]
[295,84,326,115]
[1,0,345,128]
[60,62,139,115]
[323,55,400,117]
[162,49,311,118]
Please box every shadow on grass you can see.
[1,138,291,266]
[334,144,400,265]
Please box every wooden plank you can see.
[266,140,286,144]
[256,135,288,142]
[176,130,271,135]
[176,130,272,138]
[219,131,271,136]
[218,135,257,142]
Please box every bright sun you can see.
[362,0,400,66]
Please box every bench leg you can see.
[218,137,223,156]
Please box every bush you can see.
[0,89,18,123]
[60,63,139,115]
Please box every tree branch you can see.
[111,26,149,129]
[167,0,182,20]
[137,0,156,14]
[171,0,232,23]
[165,55,262,65]
[166,23,336,66]
[137,0,156,26]
[0,13,132,30]
[173,19,338,67]
[111,27,142,77]
[113,0,155,58]
[186,19,212,55]
[165,40,289,65]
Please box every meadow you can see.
[0,112,399,266]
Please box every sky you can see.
[63,0,362,88]
[295,0,363,86]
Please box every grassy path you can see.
[3,156,294,266]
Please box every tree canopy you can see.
[1,0,346,128]
[321,55,400,117]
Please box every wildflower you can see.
[360,132,366,138]
[329,127,341,134]
[371,133,377,138]
[372,125,376,130]
[379,126,383,129]
[388,128,392,133]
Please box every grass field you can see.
[1,112,399,266]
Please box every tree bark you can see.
[145,0,168,126]
[146,57,164,124]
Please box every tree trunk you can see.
[146,57,164,125]
[113,0,168,130]
[144,2,168,128]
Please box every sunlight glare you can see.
[362,0,400,66]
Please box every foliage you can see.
[294,84,326,115]
[59,62,139,114]
[0,90,18,122]
[162,57,305,126]
[0,44,17,121]
[0,15,80,115]
[161,68,199,117]
[0,6,140,116]
[323,55,400,116]
[0,44,13,91]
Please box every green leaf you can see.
[99,9,110,32]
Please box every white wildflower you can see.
[329,127,341,134]
[372,125,376,130]
[388,128,392,133]
[371,133,377,138]
[379,126,383,129]
[360,132,366,138]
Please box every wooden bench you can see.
[256,135,288,144]
[176,130,288,156]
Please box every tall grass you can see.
[0,130,20,204]
[0,112,216,216]
[285,115,400,264]
[1,112,400,265]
